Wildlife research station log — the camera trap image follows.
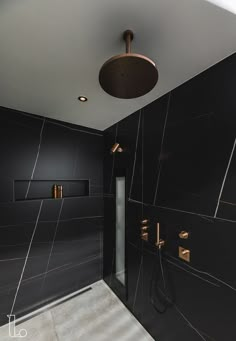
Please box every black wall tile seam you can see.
[0,254,102,296]
[128,197,236,224]
[0,106,103,137]
[132,255,143,311]
[0,215,104,230]
[25,119,45,199]
[153,92,172,205]
[10,200,43,316]
[109,123,119,194]
[40,199,64,294]
[214,137,236,218]
[129,110,142,199]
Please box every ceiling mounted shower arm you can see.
[99,29,158,99]
[123,30,133,54]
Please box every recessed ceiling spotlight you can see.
[78,96,88,102]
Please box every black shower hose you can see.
[149,247,175,314]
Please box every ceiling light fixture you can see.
[78,96,88,102]
[99,30,158,99]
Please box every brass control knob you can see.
[179,246,190,262]
[155,239,165,249]
[141,232,148,241]
[179,231,189,239]
[141,226,149,232]
[181,249,190,255]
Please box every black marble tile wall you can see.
[0,107,104,326]
[103,53,236,340]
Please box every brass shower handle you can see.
[155,222,165,249]
[179,231,189,239]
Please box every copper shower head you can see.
[99,30,158,99]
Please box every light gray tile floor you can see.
[0,280,154,341]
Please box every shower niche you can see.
[14,179,89,201]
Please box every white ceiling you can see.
[0,0,235,130]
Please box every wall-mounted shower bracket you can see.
[155,222,165,249]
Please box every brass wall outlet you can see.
[179,231,189,239]
[179,247,190,262]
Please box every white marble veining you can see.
[214,136,236,217]
[109,123,118,194]
[25,119,45,199]
[153,92,172,205]
[0,281,154,341]
[41,199,64,293]
[10,200,44,316]
[129,110,142,199]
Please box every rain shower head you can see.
[99,30,158,99]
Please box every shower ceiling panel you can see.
[0,0,235,130]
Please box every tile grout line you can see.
[128,197,236,223]
[0,215,104,230]
[153,91,171,205]
[166,259,220,288]
[167,254,236,292]
[132,255,143,311]
[0,255,101,295]
[47,120,103,136]
[159,252,208,341]
[40,199,64,293]
[109,123,118,193]
[174,305,207,341]
[214,137,236,217]
[129,110,142,199]
[9,200,44,316]
[14,110,103,136]
[128,241,236,293]
[25,119,45,199]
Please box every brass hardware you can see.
[52,185,58,199]
[141,232,148,241]
[110,143,123,154]
[179,247,190,262]
[179,231,189,239]
[57,185,63,199]
[99,30,158,99]
[156,239,165,248]
[140,218,149,241]
[155,222,165,249]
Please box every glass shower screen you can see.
[115,176,125,286]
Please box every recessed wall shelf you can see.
[14,179,89,202]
